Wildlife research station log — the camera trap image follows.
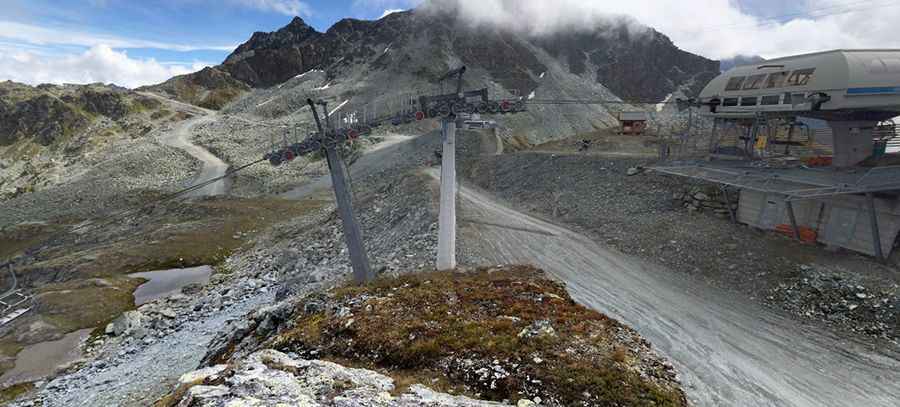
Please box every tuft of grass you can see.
[268,265,687,406]
[0,382,34,404]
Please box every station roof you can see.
[652,160,900,200]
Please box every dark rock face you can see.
[161,7,718,105]
[0,94,87,146]
[75,90,129,120]
[533,26,719,101]
[222,16,328,87]
[0,82,163,147]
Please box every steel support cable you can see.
[4,155,287,287]
[526,99,681,105]
[68,158,267,235]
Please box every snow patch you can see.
[328,99,349,117]
[256,98,275,108]
[539,71,545,79]
[294,69,322,80]
[528,90,536,100]
[314,82,332,91]
[656,94,673,112]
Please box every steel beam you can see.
[308,99,373,283]
[437,118,457,270]
[866,193,885,262]
[785,200,802,241]
[720,186,737,224]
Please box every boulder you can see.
[105,310,144,336]
[163,350,508,406]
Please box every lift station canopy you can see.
[698,49,900,121]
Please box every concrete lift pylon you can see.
[434,66,503,271]
[435,67,468,271]
[436,118,458,270]
[264,69,521,277]
[308,98,374,283]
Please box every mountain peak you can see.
[285,16,312,32]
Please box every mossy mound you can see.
[240,265,686,406]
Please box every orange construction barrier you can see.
[803,156,832,167]
[775,224,817,243]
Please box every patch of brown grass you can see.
[270,265,687,406]
[35,277,144,333]
[0,223,58,261]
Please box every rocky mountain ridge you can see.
[147,4,718,112]
[0,81,180,199]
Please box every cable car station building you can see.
[655,50,900,260]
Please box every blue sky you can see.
[2,0,898,88]
[2,1,407,72]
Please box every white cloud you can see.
[0,45,211,88]
[229,0,312,16]
[416,0,900,60]
[379,8,404,19]
[0,21,236,52]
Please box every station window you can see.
[783,93,806,104]
[764,71,789,88]
[725,76,746,91]
[742,74,767,90]
[740,96,758,106]
[786,68,815,86]
[761,95,781,105]
[723,97,739,106]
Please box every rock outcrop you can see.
[163,349,509,406]
[138,67,250,110]
[0,81,170,200]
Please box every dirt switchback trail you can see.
[427,169,900,407]
[159,114,228,197]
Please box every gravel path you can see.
[431,169,900,407]
[159,114,229,196]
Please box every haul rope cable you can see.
[68,157,268,235]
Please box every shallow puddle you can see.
[0,328,92,386]
[128,265,213,306]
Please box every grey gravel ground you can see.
[444,167,900,407]
[0,140,198,228]
[461,151,900,341]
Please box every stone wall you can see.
[673,185,739,218]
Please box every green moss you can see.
[0,382,34,404]
[272,266,687,406]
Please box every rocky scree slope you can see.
[0,81,180,200]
